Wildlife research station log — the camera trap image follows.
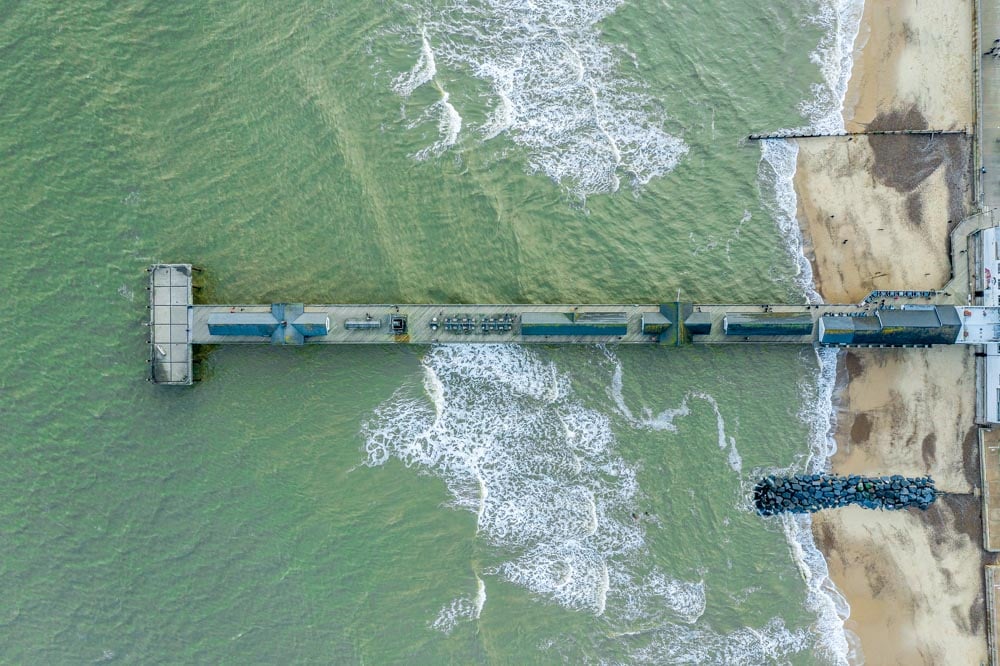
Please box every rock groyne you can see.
[753,474,937,515]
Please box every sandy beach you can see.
[795,0,974,305]
[793,0,988,663]
[843,0,973,133]
[812,348,987,665]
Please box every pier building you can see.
[975,226,1000,425]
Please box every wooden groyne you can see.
[747,128,970,141]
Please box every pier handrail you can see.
[747,129,969,141]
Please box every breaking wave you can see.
[631,617,810,664]
[364,344,819,661]
[431,574,487,634]
[754,1,865,662]
[606,349,742,473]
[364,345,701,621]
[801,0,867,135]
[384,0,688,196]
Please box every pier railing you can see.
[746,129,970,141]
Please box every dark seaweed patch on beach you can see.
[962,426,980,489]
[969,596,984,636]
[905,192,923,226]
[867,106,972,223]
[921,432,937,466]
[928,494,982,548]
[843,351,864,381]
[850,413,871,444]
[864,559,887,597]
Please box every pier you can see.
[149,268,991,388]
[148,212,1000,388]
[148,222,998,387]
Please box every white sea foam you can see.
[431,594,477,634]
[611,570,707,625]
[632,617,810,665]
[364,345,706,624]
[386,0,688,196]
[758,138,820,303]
[606,350,742,473]
[430,572,487,635]
[366,345,822,660]
[755,1,864,661]
[474,574,486,618]
[801,346,841,475]
[698,391,743,474]
[410,87,463,161]
[801,0,867,135]
[391,27,437,98]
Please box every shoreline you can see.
[791,0,984,663]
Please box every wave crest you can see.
[385,1,688,196]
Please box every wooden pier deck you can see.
[191,303,664,346]
[188,302,832,346]
[187,301,939,347]
[147,261,954,361]
[148,260,962,387]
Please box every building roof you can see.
[724,313,813,326]
[291,312,331,336]
[851,316,882,331]
[685,312,712,326]
[876,308,941,328]
[521,312,573,325]
[640,312,671,325]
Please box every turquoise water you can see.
[1,0,860,662]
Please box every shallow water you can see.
[2,0,860,662]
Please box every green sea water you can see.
[1,1,860,662]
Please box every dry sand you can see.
[812,348,988,665]
[792,0,988,663]
[844,0,973,132]
[795,0,974,304]
[796,133,968,303]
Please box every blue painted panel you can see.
[207,312,279,337]
[292,313,331,336]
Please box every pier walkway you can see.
[148,259,995,388]
[189,301,871,347]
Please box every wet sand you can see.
[792,0,987,663]
[844,0,973,132]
